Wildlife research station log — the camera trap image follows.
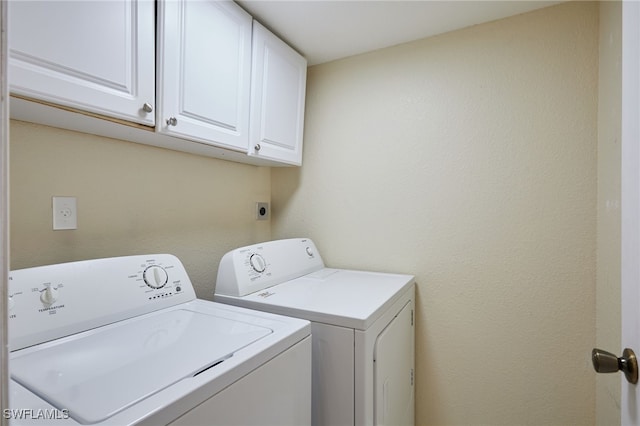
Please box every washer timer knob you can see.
[143,265,168,289]
[249,253,267,273]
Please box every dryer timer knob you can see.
[249,254,267,273]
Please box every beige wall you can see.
[273,2,598,425]
[9,120,271,299]
[596,2,622,424]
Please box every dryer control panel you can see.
[216,238,325,297]
[9,254,196,351]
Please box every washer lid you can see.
[11,308,272,424]
[217,269,414,330]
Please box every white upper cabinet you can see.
[249,21,307,166]
[8,0,155,126]
[157,0,252,152]
[8,0,307,166]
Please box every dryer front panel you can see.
[373,301,415,426]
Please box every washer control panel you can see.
[215,238,325,297]
[9,254,196,351]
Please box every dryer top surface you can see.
[217,268,414,330]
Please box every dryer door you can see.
[373,301,414,426]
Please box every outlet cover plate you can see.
[53,196,77,230]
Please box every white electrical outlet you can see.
[53,196,77,230]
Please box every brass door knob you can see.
[592,348,638,384]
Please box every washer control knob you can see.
[249,254,267,273]
[306,246,314,257]
[144,265,168,289]
[40,283,58,305]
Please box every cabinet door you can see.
[249,21,307,166]
[157,0,251,151]
[9,0,155,126]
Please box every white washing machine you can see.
[8,254,311,425]
[214,238,415,426]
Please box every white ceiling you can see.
[237,0,563,66]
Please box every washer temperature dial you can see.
[144,265,168,289]
[249,253,267,273]
[40,283,58,305]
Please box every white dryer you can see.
[214,238,415,426]
[8,254,311,425]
